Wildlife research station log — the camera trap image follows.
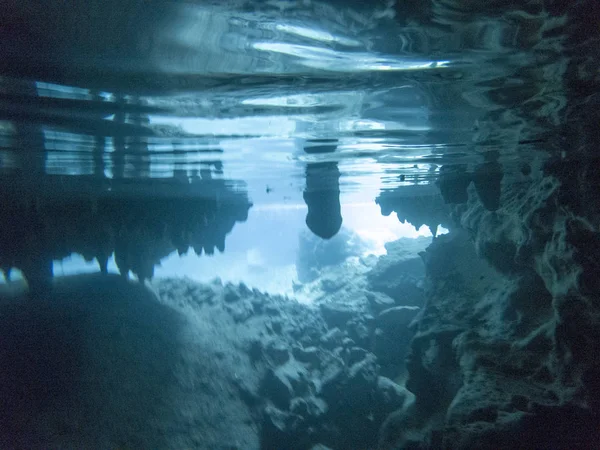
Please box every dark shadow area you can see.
[0,274,185,450]
[376,187,452,237]
[0,79,251,289]
[303,139,343,240]
[0,176,251,289]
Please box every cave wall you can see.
[379,1,600,447]
[381,168,600,449]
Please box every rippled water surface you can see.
[2,0,579,204]
[1,0,598,289]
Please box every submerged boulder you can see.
[367,238,428,306]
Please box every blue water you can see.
[0,0,576,289]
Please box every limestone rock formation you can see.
[380,172,600,449]
[376,192,451,237]
[250,245,426,449]
[378,2,600,447]
[0,176,251,290]
[366,237,429,307]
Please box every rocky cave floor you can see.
[1,168,599,450]
[0,237,430,450]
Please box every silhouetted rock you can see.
[437,165,472,205]
[367,238,428,306]
[0,170,252,288]
[472,160,504,211]
[376,192,451,236]
[303,162,343,240]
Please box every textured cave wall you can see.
[379,1,600,448]
[381,171,600,449]
[380,136,600,447]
